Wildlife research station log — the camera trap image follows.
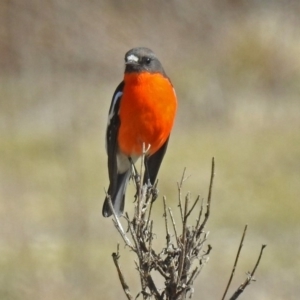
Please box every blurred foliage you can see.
[0,0,300,299]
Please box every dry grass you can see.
[1,123,299,299]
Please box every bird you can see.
[102,47,177,217]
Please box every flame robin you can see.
[103,47,177,217]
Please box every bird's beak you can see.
[125,61,137,65]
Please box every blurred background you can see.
[1,0,300,299]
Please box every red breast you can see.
[118,72,177,156]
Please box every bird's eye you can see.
[145,57,151,64]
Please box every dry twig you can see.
[222,225,248,300]
[228,245,267,300]
[112,244,133,300]
[221,225,267,300]
[108,154,265,299]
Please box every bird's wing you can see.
[104,81,133,217]
[106,81,124,190]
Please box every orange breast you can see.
[118,72,177,156]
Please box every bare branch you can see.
[112,245,133,300]
[250,245,267,278]
[177,192,190,286]
[229,245,267,300]
[177,167,187,222]
[163,196,171,247]
[222,225,248,300]
[185,194,200,220]
[108,154,265,300]
[126,213,142,259]
[168,207,179,247]
[198,157,215,233]
[107,194,135,250]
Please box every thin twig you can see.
[168,207,179,247]
[139,184,148,217]
[221,225,248,300]
[112,245,133,300]
[137,143,151,222]
[163,196,171,247]
[193,198,204,241]
[198,157,215,233]
[177,192,190,285]
[154,260,169,279]
[250,244,266,278]
[145,193,154,230]
[229,245,267,300]
[147,220,153,274]
[146,274,162,300]
[134,261,147,298]
[186,267,199,287]
[129,157,140,204]
[126,213,142,257]
[185,194,200,220]
[171,260,178,282]
[177,167,186,222]
[107,194,134,249]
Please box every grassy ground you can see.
[1,117,299,299]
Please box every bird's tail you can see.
[102,171,131,217]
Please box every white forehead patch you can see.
[127,54,139,62]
